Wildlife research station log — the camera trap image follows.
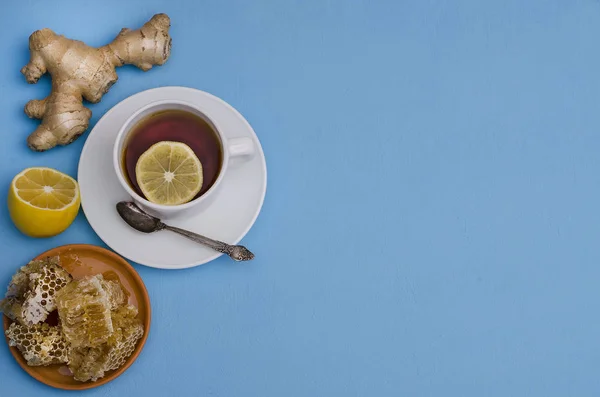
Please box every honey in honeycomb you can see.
[5,322,68,366]
[67,344,111,382]
[105,305,144,371]
[101,279,126,309]
[0,256,72,326]
[55,275,113,348]
[0,297,24,324]
[2,261,142,383]
[68,305,144,382]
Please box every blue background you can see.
[1,0,600,396]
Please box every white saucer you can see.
[77,87,267,269]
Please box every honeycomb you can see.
[0,256,72,325]
[5,322,68,366]
[68,345,111,382]
[101,279,126,309]
[2,263,142,383]
[55,275,113,348]
[68,305,144,382]
[0,297,24,324]
[105,305,144,371]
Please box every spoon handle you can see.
[161,224,255,261]
[163,224,228,251]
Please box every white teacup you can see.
[113,100,255,219]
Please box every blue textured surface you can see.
[2,0,600,395]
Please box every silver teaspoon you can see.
[116,201,255,262]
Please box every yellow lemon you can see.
[8,167,80,238]
[135,141,203,205]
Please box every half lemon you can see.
[8,167,81,238]
[135,141,203,206]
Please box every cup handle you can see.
[228,137,255,159]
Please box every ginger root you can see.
[21,14,172,151]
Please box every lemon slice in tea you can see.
[135,141,203,205]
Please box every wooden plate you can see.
[2,244,151,390]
